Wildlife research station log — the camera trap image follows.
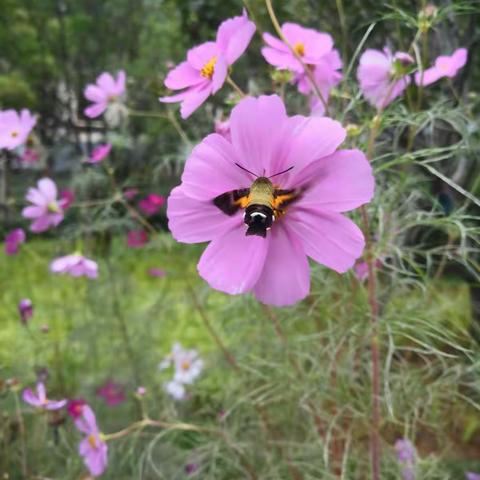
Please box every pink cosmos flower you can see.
[5,228,26,255]
[50,254,99,278]
[148,267,167,277]
[84,71,126,118]
[262,23,334,73]
[159,10,256,118]
[415,48,467,86]
[126,229,149,248]
[466,473,480,480]
[60,189,75,210]
[18,298,33,325]
[96,379,126,406]
[22,382,66,410]
[67,398,87,419]
[138,193,165,216]
[167,95,374,306]
[0,109,36,150]
[74,404,108,477]
[20,148,40,164]
[88,143,112,164]
[357,48,413,109]
[22,178,64,233]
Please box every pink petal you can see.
[113,70,126,96]
[180,84,213,119]
[36,382,46,402]
[262,32,289,52]
[37,178,57,203]
[22,205,45,219]
[292,149,375,211]
[211,55,228,93]
[22,388,42,407]
[46,399,67,410]
[164,61,204,90]
[26,187,47,207]
[167,186,240,243]
[84,102,107,118]
[30,215,54,233]
[84,85,107,103]
[75,405,98,434]
[197,225,270,295]
[261,46,302,72]
[216,12,256,65]
[230,95,288,176]
[253,223,310,306]
[97,72,116,93]
[415,66,442,86]
[187,41,219,70]
[288,209,365,273]
[180,133,250,201]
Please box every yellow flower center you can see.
[200,56,217,79]
[181,360,191,371]
[47,202,60,213]
[88,434,98,449]
[11,131,19,138]
[293,42,305,57]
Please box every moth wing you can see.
[272,188,301,212]
[213,188,250,216]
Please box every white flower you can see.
[171,344,203,385]
[164,380,186,400]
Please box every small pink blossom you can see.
[262,23,334,73]
[148,267,167,277]
[88,143,112,164]
[22,382,66,410]
[167,95,374,306]
[60,189,75,210]
[84,71,126,118]
[415,48,467,86]
[354,259,381,281]
[22,178,64,233]
[159,343,204,385]
[20,148,40,164]
[135,386,147,397]
[0,109,36,150]
[5,228,26,255]
[160,10,255,118]
[67,398,87,419]
[126,229,149,248]
[50,254,98,278]
[123,187,139,200]
[74,405,108,477]
[18,298,33,325]
[357,48,413,109]
[138,193,165,216]
[96,379,126,406]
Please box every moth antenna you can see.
[235,163,258,177]
[269,165,294,179]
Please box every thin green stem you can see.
[227,75,247,97]
[13,390,28,477]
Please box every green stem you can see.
[226,75,246,97]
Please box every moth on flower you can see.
[167,95,375,306]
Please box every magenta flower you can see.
[0,109,36,150]
[20,148,40,164]
[148,267,167,277]
[167,95,374,306]
[96,379,126,406]
[5,228,26,255]
[74,404,108,477]
[126,229,149,248]
[88,143,112,164]
[22,382,66,410]
[160,10,255,118]
[18,298,33,325]
[415,48,467,86]
[22,178,64,233]
[138,193,165,216]
[50,254,98,278]
[67,398,87,419]
[357,48,413,109]
[262,23,334,73]
[60,189,75,210]
[84,71,126,118]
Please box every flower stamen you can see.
[200,56,217,79]
[293,42,305,57]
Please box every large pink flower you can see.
[22,382,66,410]
[262,23,334,73]
[22,178,64,233]
[84,71,126,118]
[159,10,255,118]
[50,254,98,278]
[74,405,108,477]
[415,48,467,86]
[0,109,36,150]
[357,48,413,109]
[167,95,374,306]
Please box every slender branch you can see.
[264,0,328,114]
[226,75,247,97]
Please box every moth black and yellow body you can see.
[213,176,300,238]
